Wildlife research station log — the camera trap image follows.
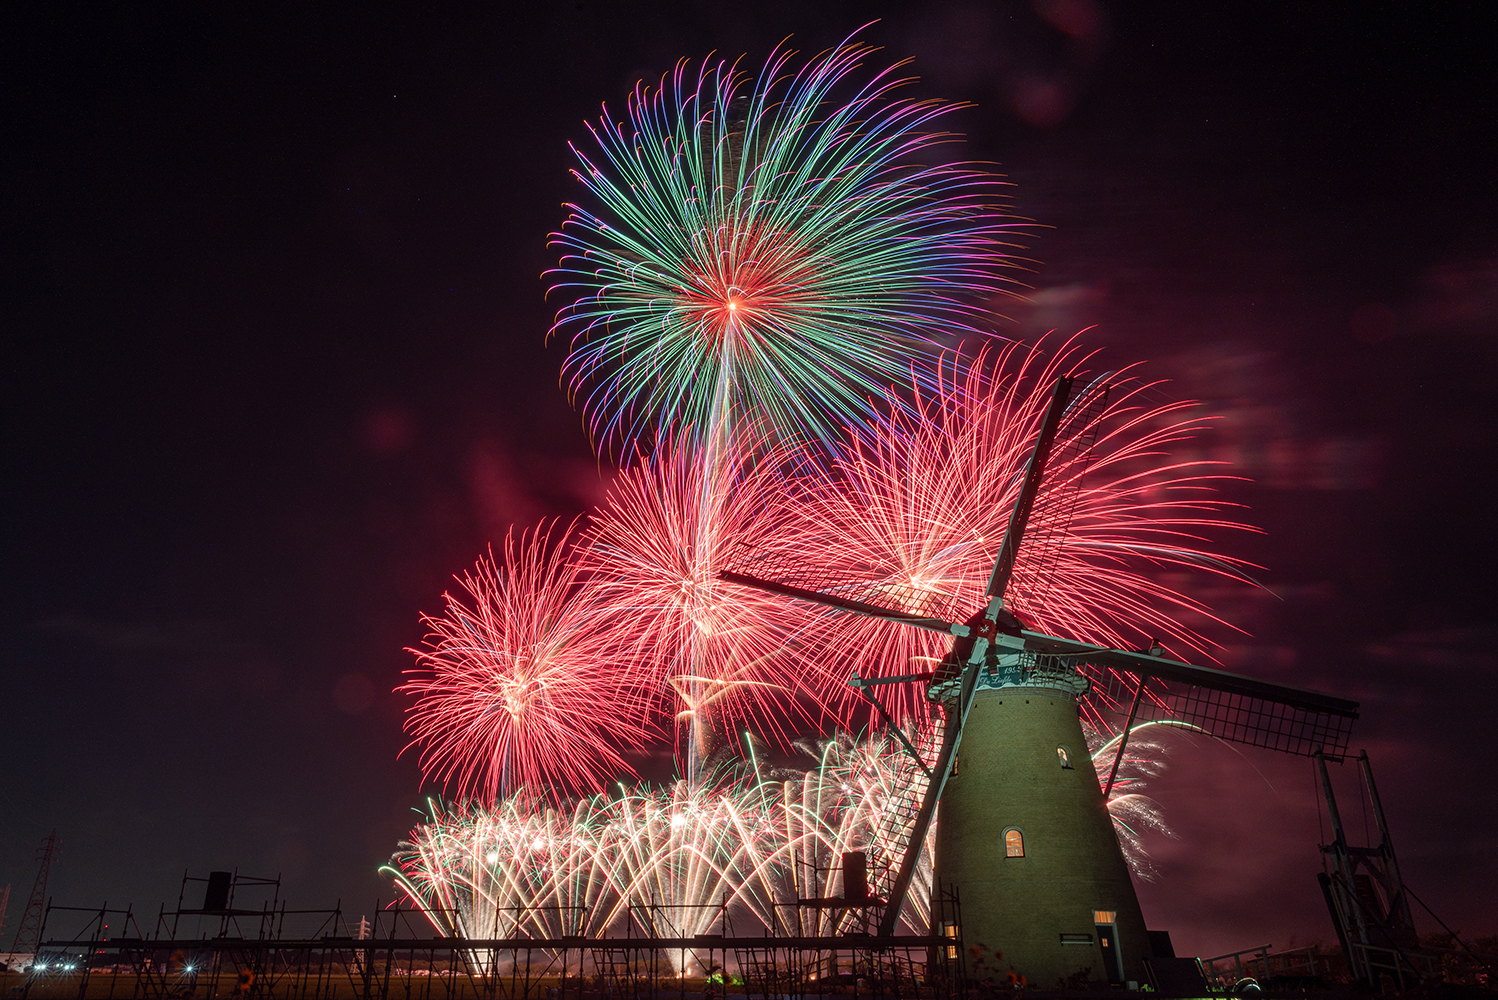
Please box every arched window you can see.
[1057,746,1073,769]
[1004,828,1025,858]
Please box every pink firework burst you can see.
[580,431,816,762]
[772,338,1258,724]
[400,520,656,802]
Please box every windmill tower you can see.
[933,661,1144,984]
[724,375,1360,988]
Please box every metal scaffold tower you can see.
[10,830,59,956]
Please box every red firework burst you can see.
[579,431,817,752]
[400,520,656,801]
[772,339,1257,724]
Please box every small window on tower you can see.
[1057,746,1073,769]
[1004,828,1025,858]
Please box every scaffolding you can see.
[12,872,964,1000]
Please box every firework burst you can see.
[549,36,1027,454]
[764,338,1256,724]
[580,432,816,769]
[400,521,656,801]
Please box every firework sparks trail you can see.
[1087,721,1185,879]
[581,432,819,774]
[399,521,657,802]
[387,782,793,974]
[606,778,789,972]
[774,732,937,935]
[384,796,625,944]
[548,35,1027,456]
[385,730,964,967]
[760,338,1258,725]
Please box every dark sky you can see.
[3,2,1495,960]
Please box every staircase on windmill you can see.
[723,373,1360,989]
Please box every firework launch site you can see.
[0,879,952,1000]
[0,869,1449,1000]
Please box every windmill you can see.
[722,375,1360,988]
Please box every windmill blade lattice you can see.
[865,722,943,925]
[1076,643,1359,758]
[1003,373,1110,615]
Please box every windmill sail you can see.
[1004,374,1109,614]
[866,722,943,918]
[984,375,1077,601]
[1059,640,1359,758]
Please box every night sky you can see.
[3,3,1495,959]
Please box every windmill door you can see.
[1095,914,1124,984]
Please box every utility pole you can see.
[11,830,60,955]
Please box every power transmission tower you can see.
[11,829,60,955]
[0,883,10,942]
